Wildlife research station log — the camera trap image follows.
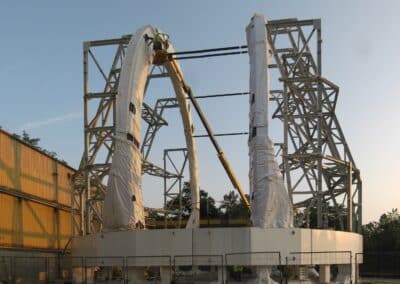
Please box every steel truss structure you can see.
[73,17,362,235]
[72,36,189,235]
[163,148,188,228]
[266,18,362,232]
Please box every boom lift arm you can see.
[163,56,251,213]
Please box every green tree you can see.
[362,208,400,252]
[165,182,192,218]
[165,182,220,219]
[200,189,219,218]
[21,130,40,146]
[220,191,249,219]
[12,130,62,161]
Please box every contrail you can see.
[19,111,82,131]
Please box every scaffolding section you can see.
[163,148,188,228]
[266,18,362,232]
[72,36,188,235]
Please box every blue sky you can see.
[0,0,399,224]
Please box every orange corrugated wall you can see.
[0,130,76,249]
[0,131,16,189]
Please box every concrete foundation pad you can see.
[71,227,362,283]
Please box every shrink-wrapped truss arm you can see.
[247,14,294,229]
[103,26,200,230]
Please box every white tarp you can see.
[164,59,200,228]
[247,14,294,229]
[103,26,200,230]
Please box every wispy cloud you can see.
[18,111,82,131]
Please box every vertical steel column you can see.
[348,162,353,231]
[83,42,90,235]
[178,176,183,227]
[283,84,292,203]
[316,20,323,228]
[358,179,362,232]
[163,149,168,228]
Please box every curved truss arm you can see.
[103,26,200,230]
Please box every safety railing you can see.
[225,251,281,266]
[286,251,352,266]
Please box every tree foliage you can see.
[12,130,60,160]
[362,209,400,252]
[165,183,249,221]
[164,182,400,250]
[22,130,40,146]
[220,191,249,219]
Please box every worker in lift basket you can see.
[144,31,169,51]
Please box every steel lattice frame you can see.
[73,18,362,235]
[266,19,362,232]
[163,148,188,228]
[72,36,188,235]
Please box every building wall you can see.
[0,129,77,250]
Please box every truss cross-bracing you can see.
[266,18,362,232]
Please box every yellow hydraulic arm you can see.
[165,57,251,213]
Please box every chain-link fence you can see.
[225,252,281,283]
[173,254,223,283]
[356,252,400,283]
[14,256,48,283]
[84,256,124,283]
[0,256,12,283]
[126,255,171,283]
[3,251,400,283]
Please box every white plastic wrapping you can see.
[103,26,154,230]
[164,60,200,228]
[103,25,200,230]
[247,14,294,229]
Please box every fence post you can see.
[355,253,359,284]
[45,257,49,284]
[123,256,127,284]
[11,256,15,284]
[84,257,87,284]
[350,252,352,284]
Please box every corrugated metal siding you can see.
[59,210,72,248]
[0,192,21,246]
[22,201,56,249]
[57,164,73,206]
[0,194,74,249]
[0,133,16,189]
[20,144,55,200]
[0,130,76,250]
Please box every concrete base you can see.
[71,227,362,283]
